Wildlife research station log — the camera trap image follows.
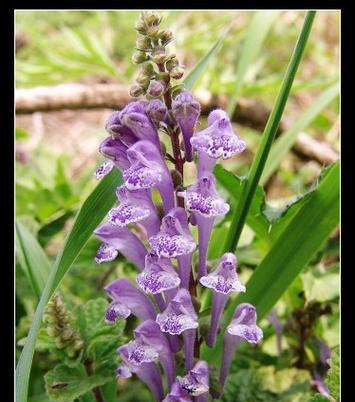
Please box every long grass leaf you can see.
[260,82,339,184]
[223,11,316,253]
[16,169,121,402]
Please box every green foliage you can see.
[325,346,339,401]
[44,364,112,402]
[222,367,311,402]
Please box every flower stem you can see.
[84,359,105,402]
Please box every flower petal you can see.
[105,301,131,323]
[95,243,118,264]
[95,161,114,180]
[108,204,151,226]
[149,233,196,258]
[123,164,163,190]
[227,323,263,343]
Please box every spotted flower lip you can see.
[124,140,175,213]
[172,90,201,162]
[105,278,156,322]
[137,253,181,294]
[149,208,196,258]
[199,253,245,294]
[156,289,198,335]
[94,223,147,270]
[105,301,131,324]
[178,173,230,218]
[95,160,114,180]
[177,361,209,397]
[190,108,246,160]
[163,382,193,402]
[227,303,263,343]
[118,339,159,367]
[107,185,160,236]
[99,136,131,171]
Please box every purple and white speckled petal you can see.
[105,301,131,323]
[156,313,198,335]
[177,361,209,397]
[120,340,159,366]
[227,323,263,343]
[137,270,180,294]
[116,364,132,378]
[95,161,114,179]
[95,243,118,264]
[108,204,151,226]
[123,165,163,190]
[149,233,196,258]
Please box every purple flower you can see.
[124,140,175,213]
[149,208,196,289]
[156,289,198,335]
[146,99,168,124]
[191,109,246,176]
[220,303,263,386]
[108,185,160,237]
[199,253,245,347]
[163,382,193,402]
[178,173,229,279]
[134,319,176,389]
[157,288,198,371]
[99,136,131,171]
[137,253,181,294]
[95,160,114,180]
[172,91,201,162]
[177,360,209,397]
[94,223,147,270]
[104,278,156,323]
[117,339,164,402]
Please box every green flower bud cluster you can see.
[43,292,84,359]
[130,11,185,99]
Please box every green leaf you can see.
[183,27,228,90]
[16,127,29,140]
[16,169,121,402]
[325,346,339,400]
[308,394,329,402]
[227,11,280,116]
[16,221,51,299]
[260,83,339,185]
[223,11,316,253]
[45,364,112,402]
[203,161,339,363]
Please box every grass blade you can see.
[183,27,229,90]
[16,221,51,299]
[260,82,339,185]
[16,169,121,402]
[203,161,339,363]
[223,11,316,253]
[227,11,280,116]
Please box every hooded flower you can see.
[178,173,229,279]
[172,91,201,162]
[123,140,175,213]
[191,109,246,176]
[99,136,131,171]
[156,289,198,335]
[137,252,181,294]
[220,303,263,387]
[177,361,209,397]
[200,253,246,347]
[104,278,156,323]
[134,319,176,388]
[149,208,196,289]
[95,160,114,180]
[163,382,193,402]
[117,339,164,402]
[108,185,160,237]
[94,223,147,270]
[146,99,168,124]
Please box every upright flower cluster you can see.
[93,11,262,401]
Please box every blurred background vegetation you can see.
[16,10,339,402]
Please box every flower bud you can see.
[170,65,184,80]
[143,11,162,26]
[136,73,150,87]
[46,326,60,337]
[141,62,155,76]
[130,84,145,98]
[156,72,170,83]
[170,169,182,188]
[166,57,179,72]
[159,29,173,45]
[134,19,146,34]
[136,36,152,51]
[132,50,148,64]
[151,48,167,64]
[146,25,160,37]
[147,80,165,98]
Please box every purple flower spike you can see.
[146,99,168,124]
[163,382,193,402]
[120,101,161,149]
[94,223,147,271]
[124,140,175,213]
[108,185,160,237]
[105,278,156,321]
[178,173,229,279]
[99,136,131,171]
[95,160,114,180]
[135,319,176,389]
[172,91,201,162]
[177,360,209,397]
[149,208,196,288]
[156,289,198,335]
[191,108,246,176]
[137,253,181,294]
[200,253,245,347]
[105,110,138,146]
[220,303,263,387]
[117,340,164,402]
